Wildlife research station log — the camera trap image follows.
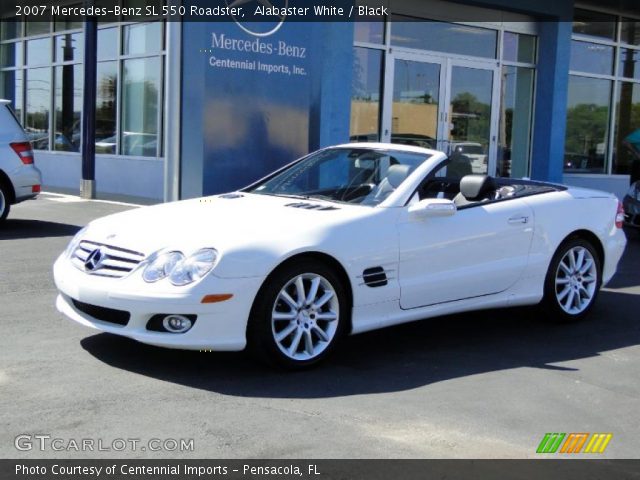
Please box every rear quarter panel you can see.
[522,190,622,284]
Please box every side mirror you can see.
[408,198,457,219]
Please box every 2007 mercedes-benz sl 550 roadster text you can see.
[53,144,627,368]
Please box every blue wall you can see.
[530,21,573,183]
[180,21,354,198]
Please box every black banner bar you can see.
[3,460,640,480]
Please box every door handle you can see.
[508,215,529,224]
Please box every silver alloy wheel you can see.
[554,246,598,315]
[271,273,340,361]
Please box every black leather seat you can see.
[453,174,497,207]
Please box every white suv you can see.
[0,99,42,223]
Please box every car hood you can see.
[83,193,375,257]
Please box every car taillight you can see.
[10,142,34,165]
[615,201,625,229]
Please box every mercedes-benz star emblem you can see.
[84,248,105,272]
[225,0,289,37]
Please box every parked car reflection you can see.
[95,132,157,157]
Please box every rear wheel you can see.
[248,260,348,369]
[0,182,10,223]
[540,238,602,322]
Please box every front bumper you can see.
[53,254,264,351]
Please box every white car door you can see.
[397,199,534,309]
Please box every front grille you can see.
[71,240,145,278]
[71,299,130,326]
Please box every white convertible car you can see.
[54,144,627,368]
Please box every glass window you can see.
[354,22,384,44]
[26,37,51,66]
[97,27,118,60]
[1,21,165,155]
[503,32,536,64]
[448,66,493,175]
[26,22,50,37]
[621,18,640,46]
[0,42,22,67]
[613,82,640,175]
[54,33,83,63]
[498,66,534,178]
[570,40,614,75]
[54,19,83,32]
[0,69,23,120]
[0,19,22,40]
[350,47,383,142]
[391,16,497,59]
[564,76,611,174]
[618,48,639,80]
[95,61,118,152]
[121,56,160,156]
[572,9,616,40]
[53,64,82,152]
[391,59,440,150]
[123,22,161,56]
[25,67,50,150]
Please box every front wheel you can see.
[248,260,348,369]
[540,238,602,322]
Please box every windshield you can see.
[247,148,431,206]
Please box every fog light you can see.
[162,315,193,333]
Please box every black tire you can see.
[247,259,349,369]
[0,181,10,223]
[539,237,602,323]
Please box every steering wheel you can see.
[340,167,377,202]
[342,183,376,202]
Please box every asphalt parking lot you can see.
[1,193,639,459]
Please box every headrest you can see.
[386,164,414,189]
[459,174,496,201]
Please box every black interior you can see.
[416,174,565,209]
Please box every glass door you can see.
[382,53,499,177]
[445,61,499,176]
[382,53,446,151]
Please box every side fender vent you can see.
[362,266,388,288]
[219,193,244,199]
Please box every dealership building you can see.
[1,0,639,202]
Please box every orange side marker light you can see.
[201,294,234,304]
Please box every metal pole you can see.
[80,17,97,199]
[163,7,182,202]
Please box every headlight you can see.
[65,226,88,257]
[169,248,218,286]
[143,251,185,283]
